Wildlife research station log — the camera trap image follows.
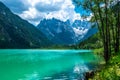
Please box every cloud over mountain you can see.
[0,0,83,25]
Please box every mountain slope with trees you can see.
[0,2,51,48]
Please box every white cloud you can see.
[0,0,93,25]
[17,0,84,25]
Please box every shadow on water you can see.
[0,49,102,80]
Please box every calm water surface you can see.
[0,49,100,80]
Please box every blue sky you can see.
[0,0,92,25]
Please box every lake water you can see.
[0,49,100,80]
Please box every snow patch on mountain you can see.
[37,18,97,45]
[73,27,88,37]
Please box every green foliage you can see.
[75,33,103,49]
[94,48,104,55]
[0,2,51,48]
[42,45,73,49]
[72,1,120,79]
[73,0,120,63]
[92,53,120,80]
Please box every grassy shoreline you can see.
[89,51,120,80]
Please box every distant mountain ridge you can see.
[0,1,98,48]
[0,2,51,48]
[37,18,76,45]
[37,18,98,45]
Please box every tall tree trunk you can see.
[110,17,116,53]
[105,0,111,62]
[117,1,120,52]
[97,1,109,62]
[115,1,120,53]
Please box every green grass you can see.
[94,48,104,55]
[90,52,120,80]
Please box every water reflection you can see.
[0,49,100,80]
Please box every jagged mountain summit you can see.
[37,18,98,45]
[0,1,98,48]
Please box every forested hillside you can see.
[0,2,51,48]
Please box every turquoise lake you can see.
[0,49,100,80]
